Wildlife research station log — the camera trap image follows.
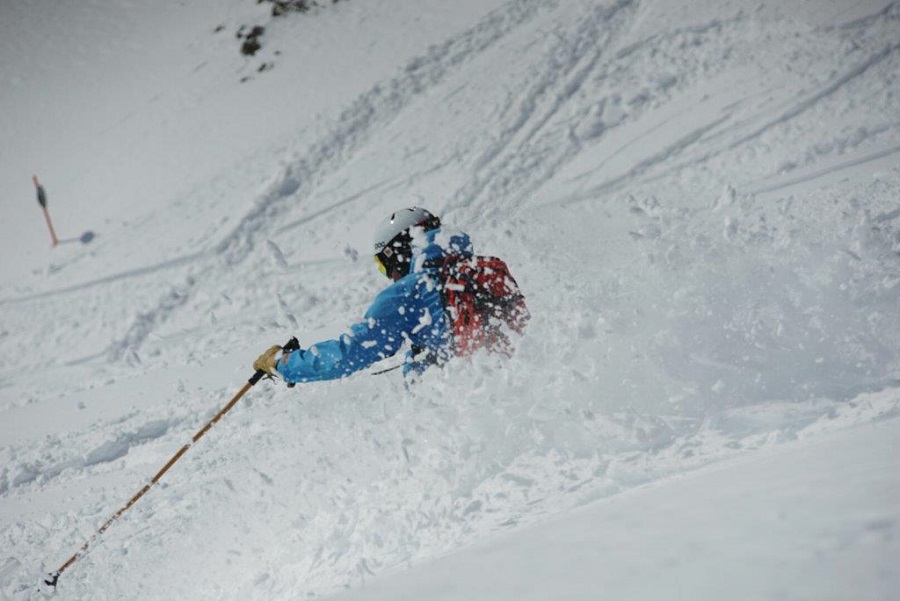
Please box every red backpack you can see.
[438,255,530,356]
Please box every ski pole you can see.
[44,337,300,588]
[32,175,59,247]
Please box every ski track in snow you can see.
[446,0,642,219]
[555,8,900,205]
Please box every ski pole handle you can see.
[248,336,300,386]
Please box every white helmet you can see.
[373,207,441,278]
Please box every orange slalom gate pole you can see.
[32,175,59,247]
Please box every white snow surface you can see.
[1,0,899,599]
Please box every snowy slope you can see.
[1,0,899,599]
[329,416,900,601]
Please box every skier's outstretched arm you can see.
[259,281,433,383]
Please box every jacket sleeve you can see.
[276,281,427,383]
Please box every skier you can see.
[253,206,529,383]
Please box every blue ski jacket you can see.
[277,228,472,383]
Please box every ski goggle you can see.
[374,246,395,278]
[375,254,387,277]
